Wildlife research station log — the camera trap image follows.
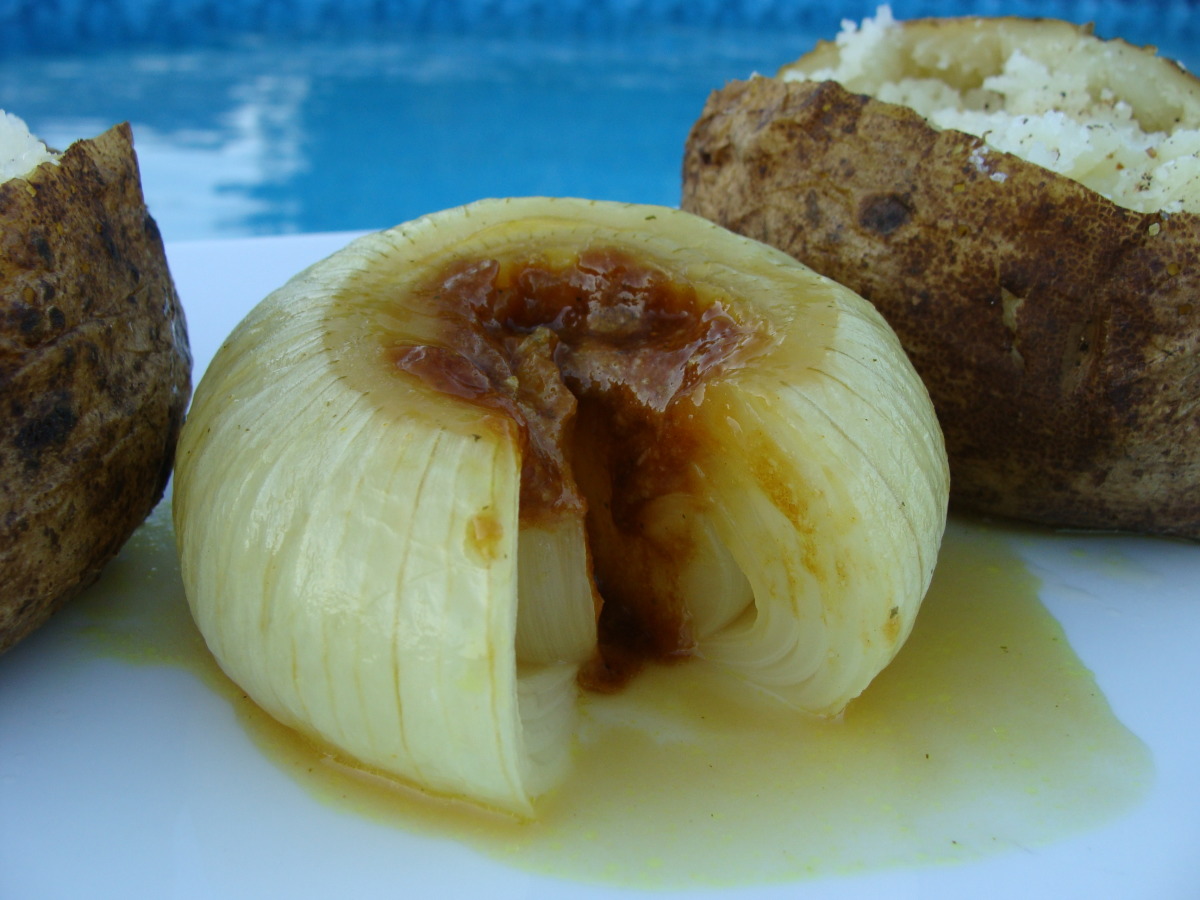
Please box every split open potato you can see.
[682,11,1200,537]
[0,116,191,652]
[173,197,948,814]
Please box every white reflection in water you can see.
[24,70,309,239]
[1,32,808,240]
[3,24,1197,242]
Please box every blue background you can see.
[3,1,1197,240]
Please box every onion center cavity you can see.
[390,247,765,686]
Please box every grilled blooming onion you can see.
[173,198,948,815]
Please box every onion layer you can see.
[173,197,948,815]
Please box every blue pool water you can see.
[3,1,1198,242]
[3,28,807,239]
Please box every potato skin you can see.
[1,122,191,652]
[682,76,1200,539]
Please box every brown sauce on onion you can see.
[389,247,763,683]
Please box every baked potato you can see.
[682,11,1200,538]
[1,115,191,652]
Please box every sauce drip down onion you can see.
[390,247,764,684]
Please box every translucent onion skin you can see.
[173,197,949,815]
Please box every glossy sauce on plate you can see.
[79,506,1151,890]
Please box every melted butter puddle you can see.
[77,504,1152,889]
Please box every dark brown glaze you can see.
[392,247,761,682]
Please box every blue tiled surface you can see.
[2,1,1196,53]
[3,2,1197,241]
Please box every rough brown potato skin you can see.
[1,122,191,652]
[682,77,1200,538]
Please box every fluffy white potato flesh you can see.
[780,6,1200,213]
[0,110,56,181]
[173,197,948,815]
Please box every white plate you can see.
[2,232,1198,900]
